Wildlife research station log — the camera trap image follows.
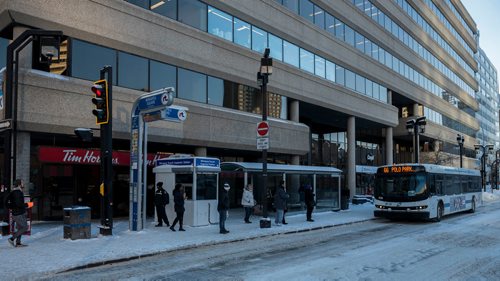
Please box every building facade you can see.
[0,0,480,219]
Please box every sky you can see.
[462,0,500,78]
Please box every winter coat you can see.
[218,190,229,212]
[6,189,26,216]
[154,187,169,206]
[274,186,289,210]
[305,188,316,207]
[173,189,185,213]
[241,189,254,207]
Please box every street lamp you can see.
[406,116,426,163]
[495,150,500,190]
[456,134,464,168]
[258,48,272,228]
[474,144,494,192]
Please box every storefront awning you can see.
[221,162,342,176]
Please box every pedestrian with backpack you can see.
[154,182,170,227]
[6,179,31,247]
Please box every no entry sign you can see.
[257,121,269,137]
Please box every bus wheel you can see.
[468,197,476,213]
[434,203,444,222]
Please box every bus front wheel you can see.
[434,203,444,222]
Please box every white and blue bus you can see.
[374,164,482,221]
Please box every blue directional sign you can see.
[137,88,174,111]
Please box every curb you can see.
[60,217,375,274]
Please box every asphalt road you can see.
[39,202,500,281]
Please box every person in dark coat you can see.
[170,183,185,231]
[218,183,230,234]
[274,180,289,226]
[304,184,315,222]
[6,179,30,247]
[154,182,170,227]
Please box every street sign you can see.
[257,137,269,150]
[257,121,269,137]
[0,119,11,132]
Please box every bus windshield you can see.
[375,172,428,200]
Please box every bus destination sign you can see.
[382,166,416,173]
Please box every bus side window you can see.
[429,174,436,195]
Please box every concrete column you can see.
[387,90,393,105]
[347,116,356,198]
[194,147,207,157]
[413,103,420,116]
[16,132,31,193]
[289,100,299,122]
[12,26,33,68]
[385,127,393,165]
[291,155,300,165]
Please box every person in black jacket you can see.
[170,183,186,232]
[6,179,29,247]
[304,184,316,222]
[154,182,170,227]
[218,183,230,234]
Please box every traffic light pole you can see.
[99,66,113,235]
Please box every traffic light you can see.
[91,79,109,125]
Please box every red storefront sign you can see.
[38,146,170,166]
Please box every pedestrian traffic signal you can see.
[91,79,109,125]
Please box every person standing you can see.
[154,182,170,227]
[274,180,289,226]
[6,179,30,247]
[241,184,255,223]
[170,183,185,232]
[304,184,315,222]
[218,183,230,234]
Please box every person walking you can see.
[170,183,185,232]
[154,182,170,227]
[6,179,31,247]
[241,184,255,223]
[218,183,230,234]
[304,184,316,222]
[274,180,289,226]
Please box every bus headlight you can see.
[416,205,428,210]
[375,205,387,209]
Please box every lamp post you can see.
[456,134,464,168]
[406,116,426,164]
[474,144,494,192]
[495,150,500,190]
[258,48,272,228]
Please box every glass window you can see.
[379,85,387,102]
[314,55,325,78]
[178,0,207,31]
[385,52,392,69]
[300,48,314,74]
[0,37,8,70]
[196,173,217,200]
[268,34,283,61]
[150,60,176,92]
[314,5,325,29]
[150,0,176,19]
[372,82,380,100]
[355,74,365,93]
[344,25,354,46]
[178,68,207,103]
[208,76,224,106]
[364,39,372,56]
[118,52,148,91]
[283,0,299,13]
[335,65,345,86]
[335,18,344,41]
[252,26,268,53]
[283,40,299,67]
[71,39,117,82]
[325,13,335,36]
[326,60,335,82]
[126,0,148,9]
[233,18,251,49]
[208,6,233,41]
[371,43,379,60]
[366,79,373,98]
[299,0,314,23]
[345,69,355,90]
[355,32,364,52]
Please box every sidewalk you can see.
[3,189,500,281]
[1,203,374,280]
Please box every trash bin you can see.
[63,206,91,240]
[341,189,350,210]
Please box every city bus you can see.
[374,164,481,221]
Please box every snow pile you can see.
[482,189,500,202]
